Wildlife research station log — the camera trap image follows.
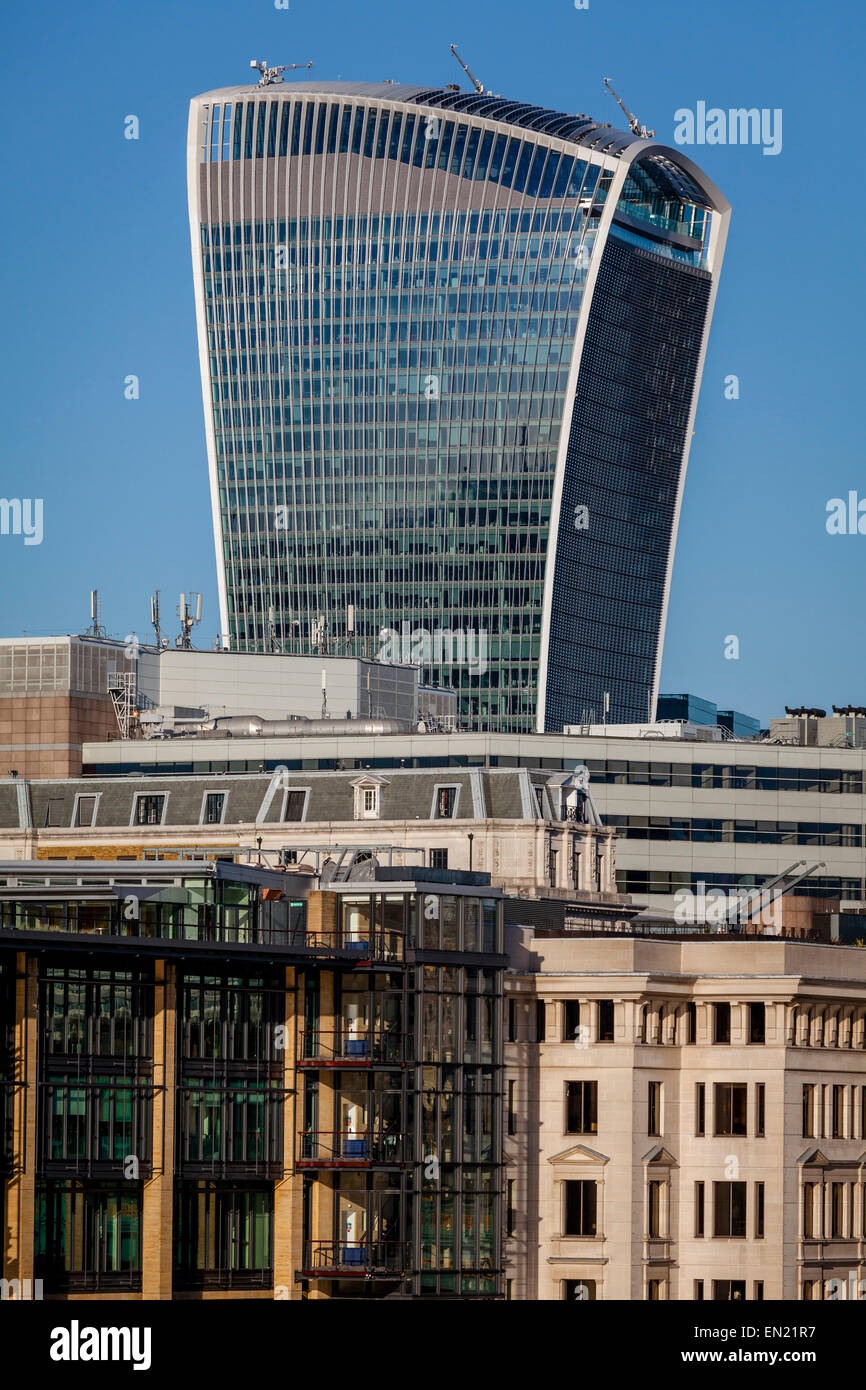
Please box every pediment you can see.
[547,1143,609,1166]
[642,1145,678,1167]
[348,774,390,788]
[798,1148,830,1167]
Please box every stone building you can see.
[504,927,866,1301]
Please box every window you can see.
[756,1083,765,1137]
[432,785,459,819]
[694,1182,705,1237]
[507,1179,515,1236]
[754,1282,764,1301]
[713,1003,731,1044]
[73,795,97,828]
[564,1279,596,1300]
[755,1182,765,1238]
[564,1000,581,1041]
[566,1081,597,1135]
[695,1083,706,1136]
[201,792,226,825]
[648,1081,661,1136]
[564,1180,597,1237]
[535,1000,546,1043]
[430,849,448,870]
[832,1085,844,1138]
[352,779,384,820]
[133,794,165,826]
[507,999,516,1043]
[597,1000,614,1042]
[714,1083,747,1137]
[830,1182,845,1238]
[174,1182,272,1289]
[547,844,558,886]
[507,1079,516,1136]
[713,1280,746,1301]
[35,1181,141,1290]
[803,1084,815,1138]
[282,790,307,823]
[803,1182,817,1238]
[713,1182,747,1237]
[682,1002,696,1045]
[694,1280,704,1300]
[748,1002,766,1044]
[45,799,65,828]
[647,1180,663,1237]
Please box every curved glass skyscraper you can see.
[188,78,729,732]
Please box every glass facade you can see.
[189,82,728,733]
[2,865,505,1298]
[298,886,503,1297]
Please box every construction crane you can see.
[449,44,485,95]
[250,59,313,87]
[603,77,654,138]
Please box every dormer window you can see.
[132,793,167,826]
[432,784,459,819]
[351,775,388,821]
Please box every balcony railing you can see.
[297,1129,405,1166]
[304,930,404,963]
[300,1240,407,1276]
[298,1030,409,1066]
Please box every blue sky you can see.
[1,0,863,722]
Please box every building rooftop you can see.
[191,77,720,194]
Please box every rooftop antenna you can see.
[603,77,655,138]
[449,44,485,95]
[88,589,106,639]
[250,59,313,87]
[149,590,162,650]
[176,592,202,650]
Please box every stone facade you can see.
[504,930,866,1301]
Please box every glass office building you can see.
[188,79,730,732]
[0,858,504,1299]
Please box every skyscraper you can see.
[188,77,729,733]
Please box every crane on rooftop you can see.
[603,77,655,138]
[449,44,485,95]
[250,59,313,87]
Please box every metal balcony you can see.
[297,1129,405,1167]
[298,1029,409,1067]
[299,1240,408,1277]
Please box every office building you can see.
[67,722,866,921]
[0,765,625,917]
[0,856,504,1299]
[187,76,730,732]
[0,634,456,777]
[504,923,866,1300]
[0,637,136,779]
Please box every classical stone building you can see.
[503,928,866,1301]
[0,766,625,913]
